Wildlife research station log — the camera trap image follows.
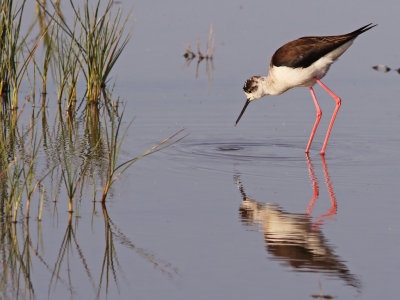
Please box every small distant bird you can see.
[235,24,377,155]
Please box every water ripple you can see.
[172,138,307,163]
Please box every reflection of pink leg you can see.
[305,154,337,224]
[305,87,322,153]
[314,78,341,155]
[306,153,319,215]
[320,154,337,218]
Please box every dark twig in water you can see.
[183,24,215,88]
[183,24,215,62]
[372,64,391,73]
[183,43,195,60]
[372,64,400,74]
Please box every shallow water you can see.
[4,0,400,299]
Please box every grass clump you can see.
[37,0,132,106]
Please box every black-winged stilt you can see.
[235,24,377,155]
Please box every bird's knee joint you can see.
[316,111,322,118]
[336,98,341,106]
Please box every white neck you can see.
[260,75,286,96]
[264,70,293,95]
[257,76,274,97]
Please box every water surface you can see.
[4,0,400,299]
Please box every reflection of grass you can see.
[0,192,180,299]
[0,108,49,223]
[32,102,185,212]
[49,213,96,296]
[0,1,184,296]
[101,107,185,203]
[0,221,35,299]
[98,202,179,297]
[58,115,91,213]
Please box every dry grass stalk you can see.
[183,23,215,62]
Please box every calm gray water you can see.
[13,0,400,299]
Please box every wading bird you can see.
[235,24,376,154]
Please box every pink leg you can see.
[305,87,322,153]
[314,78,341,155]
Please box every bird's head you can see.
[235,76,267,126]
[243,76,264,101]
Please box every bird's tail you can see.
[350,23,377,36]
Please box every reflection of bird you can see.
[234,174,360,290]
[235,24,376,154]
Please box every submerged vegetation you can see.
[0,1,183,298]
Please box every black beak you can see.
[235,99,251,126]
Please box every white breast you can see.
[266,40,355,95]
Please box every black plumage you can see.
[271,23,376,69]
